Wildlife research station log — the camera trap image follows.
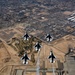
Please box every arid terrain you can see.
[0,0,75,39]
[0,0,75,75]
[0,25,74,75]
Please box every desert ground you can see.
[0,25,75,75]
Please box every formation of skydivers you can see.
[21,33,56,64]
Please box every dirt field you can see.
[0,25,75,75]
